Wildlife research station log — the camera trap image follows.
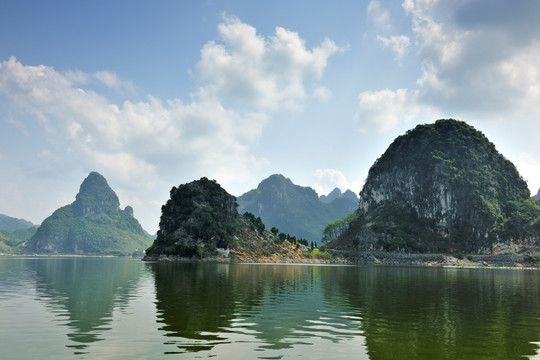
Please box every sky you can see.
[1,0,540,233]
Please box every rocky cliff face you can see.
[72,172,120,216]
[333,119,539,254]
[26,172,151,255]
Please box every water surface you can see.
[1,257,540,359]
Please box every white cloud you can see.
[0,16,341,231]
[354,88,440,132]
[376,35,410,65]
[313,86,332,100]
[404,0,540,116]
[93,70,135,92]
[0,57,268,230]
[356,1,540,132]
[312,169,362,196]
[195,15,342,110]
[515,153,540,195]
[367,0,391,29]
[0,57,269,185]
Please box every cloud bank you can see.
[357,0,540,132]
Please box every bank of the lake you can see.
[143,251,540,268]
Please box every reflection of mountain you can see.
[150,262,540,358]
[149,262,237,353]
[330,267,540,360]
[226,265,361,350]
[30,257,143,353]
[149,263,365,355]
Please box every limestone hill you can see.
[331,119,540,254]
[25,172,152,255]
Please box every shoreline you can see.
[143,251,540,268]
[343,252,540,268]
[4,251,539,268]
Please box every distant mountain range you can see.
[25,172,152,255]
[237,174,358,244]
[0,214,35,232]
[0,214,37,253]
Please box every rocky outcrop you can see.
[332,119,540,254]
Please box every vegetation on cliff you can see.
[145,177,330,261]
[146,177,239,258]
[25,172,151,255]
[331,119,540,254]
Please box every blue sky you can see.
[1,0,540,233]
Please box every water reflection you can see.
[149,263,367,358]
[331,266,540,360]
[150,263,540,359]
[29,257,144,354]
[3,258,540,359]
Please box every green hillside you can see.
[25,172,152,255]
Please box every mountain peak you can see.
[258,174,292,191]
[320,188,342,203]
[74,172,120,216]
[238,175,358,243]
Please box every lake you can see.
[1,257,540,359]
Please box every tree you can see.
[321,212,358,243]
[254,216,265,234]
[271,226,279,236]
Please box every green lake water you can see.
[1,257,540,359]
